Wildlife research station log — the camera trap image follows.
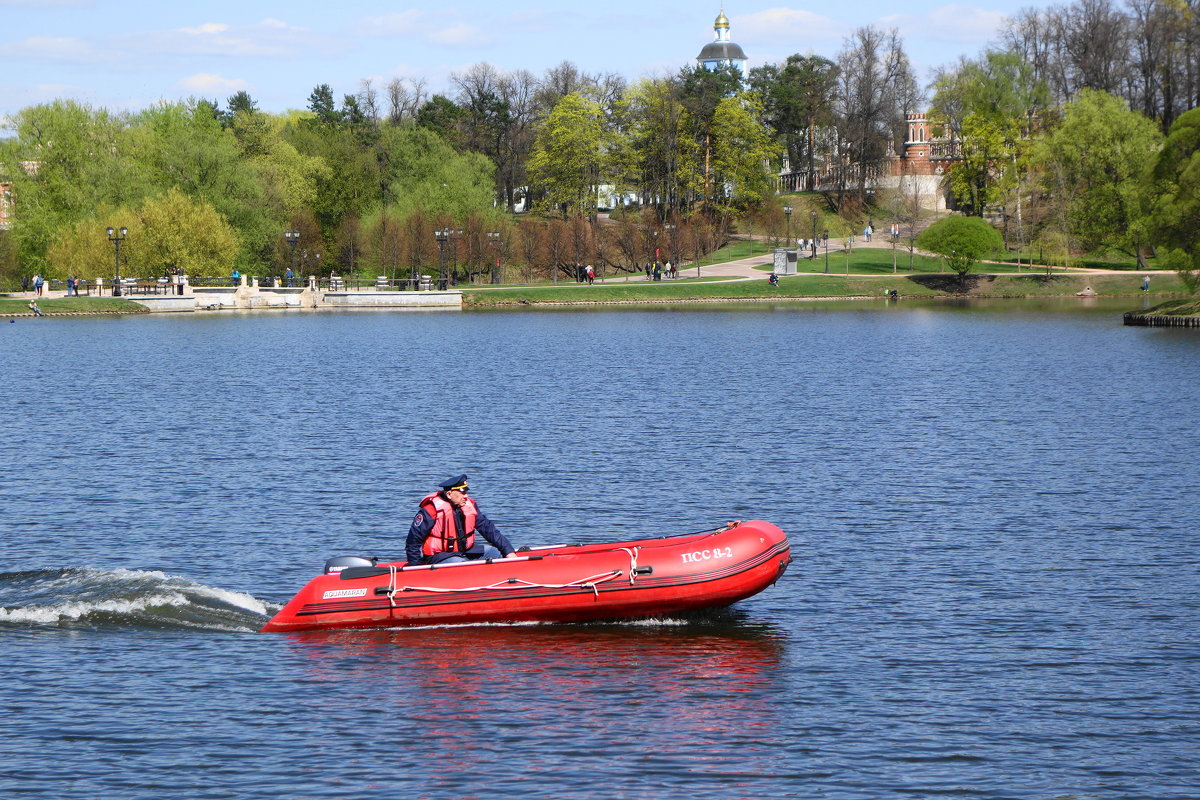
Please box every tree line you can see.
[2,0,1200,290]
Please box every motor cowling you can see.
[324,556,376,574]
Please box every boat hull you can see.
[261,520,790,633]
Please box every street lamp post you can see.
[823,229,829,273]
[106,226,127,296]
[663,223,677,276]
[487,231,501,284]
[783,205,793,247]
[846,234,854,276]
[651,230,659,280]
[434,228,460,289]
[810,211,818,264]
[284,230,300,286]
[891,224,899,274]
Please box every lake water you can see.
[2,299,1198,799]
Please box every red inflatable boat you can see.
[261,520,790,633]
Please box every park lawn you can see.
[785,248,946,274]
[0,296,145,314]
[465,270,1188,306]
[465,279,791,305]
[748,246,1069,275]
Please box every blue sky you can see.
[1,0,1050,120]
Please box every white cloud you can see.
[428,23,491,47]
[355,10,493,47]
[180,23,230,36]
[7,36,108,63]
[357,11,428,38]
[3,18,333,67]
[923,5,1009,43]
[177,73,249,93]
[735,7,843,42]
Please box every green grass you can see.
[734,243,1094,276]
[465,271,1190,307]
[0,296,146,314]
[1137,298,1200,316]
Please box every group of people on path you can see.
[572,261,678,283]
[644,261,677,281]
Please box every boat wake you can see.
[0,567,275,632]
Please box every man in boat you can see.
[405,475,518,566]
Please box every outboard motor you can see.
[324,556,377,574]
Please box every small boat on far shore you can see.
[261,519,790,633]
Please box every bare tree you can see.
[385,77,429,125]
[833,26,919,208]
[517,219,545,283]
[357,79,380,125]
[1062,0,1129,96]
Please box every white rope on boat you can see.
[619,547,640,585]
[397,569,625,599]
[387,546,644,601]
[386,564,399,608]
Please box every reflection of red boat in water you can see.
[261,520,790,633]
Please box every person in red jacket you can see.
[405,475,518,566]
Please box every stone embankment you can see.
[1123,312,1200,327]
[10,274,463,314]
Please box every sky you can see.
[1,0,1053,122]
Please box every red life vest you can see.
[419,493,479,557]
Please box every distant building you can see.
[778,113,959,211]
[697,8,748,79]
[877,112,959,211]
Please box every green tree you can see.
[916,215,1004,281]
[615,77,702,218]
[931,49,1047,218]
[1,100,147,273]
[1146,106,1200,293]
[44,206,140,282]
[45,191,238,280]
[136,188,240,277]
[307,84,341,126]
[285,120,379,238]
[679,63,744,208]
[749,54,838,187]
[1034,89,1163,267]
[710,93,781,210]
[128,101,271,268]
[947,112,1020,217]
[416,95,466,143]
[0,231,17,287]
[378,126,497,222]
[526,93,605,217]
[231,109,329,220]
[226,91,259,118]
